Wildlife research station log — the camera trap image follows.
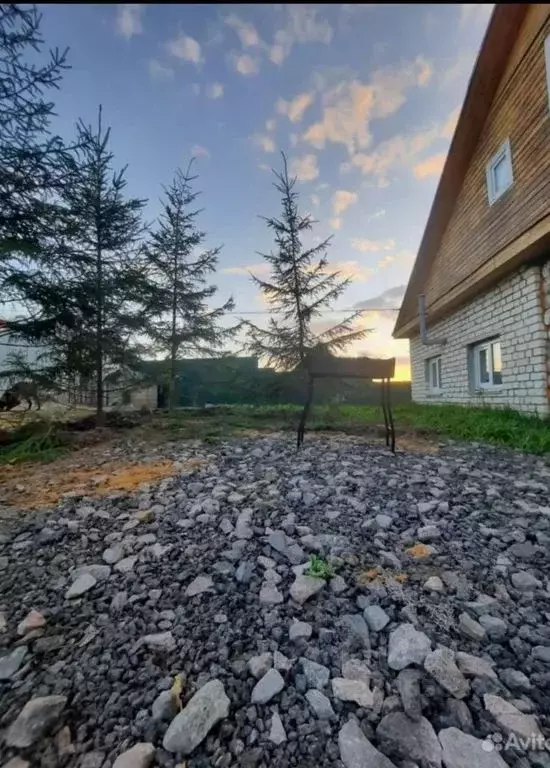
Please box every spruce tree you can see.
[243,152,368,371]
[144,163,235,410]
[58,106,147,421]
[0,4,70,342]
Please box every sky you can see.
[38,3,494,380]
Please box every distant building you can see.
[393,5,550,416]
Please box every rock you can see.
[397,669,423,721]
[2,759,31,768]
[5,695,67,748]
[269,711,287,745]
[71,564,110,581]
[457,613,486,642]
[456,652,498,681]
[267,531,305,565]
[273,650,292,672]
[17,610,46,636]
[142,632,176,652]
[424,576,444,593]
[259,583,283,605]
[339,613,371,648]
[424,648,470,699]
[532,646,550,663]
[185,575,214,597]
[498,668,531,691]
[152,690,178,722]
[305,689,335,719]
[248,652,273,679]
[251,668,285,704]
[330,575,348,594]
[110,591,128,613]
[332,678,374,707]
[376,514,393,529]
[417,525,440,542]
[79,753,106,768]
[438,727,507,768]
[102,545,124,564]
[289,574,325,605]
[300,657,330,690]
[114,555,137,573]
[364,605,390,632]
[388,624,432,671]
[163,679,230,754]
[478,615,507,641]
[465,595,498,615]
[112,743,155,768]
[235,561,254,584]
[289,620,312,641]
[0,611,6,633]
[483,694,543,739]
[511,572,542,591]
[376,713,442,768]
[66,573,97,599]
[339,719,398,768]
[0,646,27,681]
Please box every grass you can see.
[304,554,335,580]
[159,402,550,454]
[2,400,550,465]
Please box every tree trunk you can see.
[95,245,104,425]
[168,253,178,412]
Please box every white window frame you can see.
[485,139,513,205]
[545,34,550,106]
[473,338,503,390]
[426,355,442,394]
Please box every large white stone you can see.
[163,680,230,754]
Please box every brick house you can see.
[393,4,550,416]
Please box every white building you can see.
[393,5,550,416]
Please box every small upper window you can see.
[486,139,513,205]
[426,355,442,393]
[473,338,502,389]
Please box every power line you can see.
[227,307,400,316]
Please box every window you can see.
[472,338,502,389]
[486,139,513,205]
[426,356,442,393]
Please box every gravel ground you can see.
[1,435,550,768]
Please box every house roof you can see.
[393,3,529,339]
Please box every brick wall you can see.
[409,264,550,416]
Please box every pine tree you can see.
[243,152,368,371]
[0,5,70,342]
[144,162,235,410]
[58,106,147,421]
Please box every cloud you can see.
[276,92,314,123]
[329,217,342,230]
[258,163,271,172]
[329,260,373,282]
[148,58,174,81]
[332,189,358,216]
[346,107,457,184]
[265,119,276,132]
[310,193,320,207]
[252,134,276,153]
[351,238,395,253]
[191,144,210,158]
[206,82,224,99]
[270,5,333,65]
[222,263,270,276]
[232,53,260,76]
[353,284,406,309]
[439,50,476,90]
[289,154,319,182]
[115,4,144,39]
[225,14,261,47]
[303,57,432,156]
[167,33,202,65]
[460,4,494,28]
[368,208,386,221]
[413,153,447,179]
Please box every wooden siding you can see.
[422,8,550,314]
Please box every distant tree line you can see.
[0,5,371,420]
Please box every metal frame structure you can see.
[296,356,396,452]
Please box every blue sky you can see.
[40,3,493,378]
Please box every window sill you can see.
[472,386,503,395]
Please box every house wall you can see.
[410,262,550,416]
[423,6,550,311]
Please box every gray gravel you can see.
[1,435,550,767]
